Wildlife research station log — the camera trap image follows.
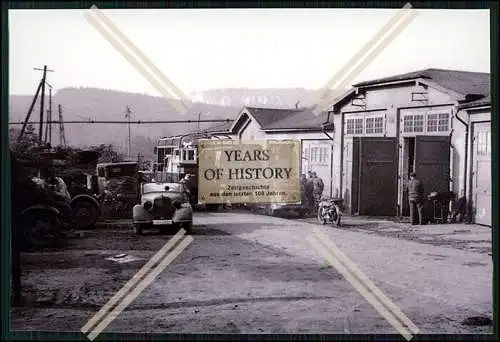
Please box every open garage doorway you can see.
[399,135,451,218]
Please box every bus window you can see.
[97,167,105,177]
[188,150,195,160]
[157,148,165,163]
[106,164,138,178]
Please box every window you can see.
[346,118,363,135]
[303,146,329,165]
[403,114,424,133]
[310,147,319,163]
[427,113,450,132]
[318,147,329,164]
[188,150,195,160]
[365,116,384,134]
[477,131,491,156]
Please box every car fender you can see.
[133,204,152,223]
[20,204,61,217]
[173,206,192,222]
[71,194,100,209]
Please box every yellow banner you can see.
[198,139,301,204]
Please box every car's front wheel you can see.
[183,222,193,235]
[134,223,150,235]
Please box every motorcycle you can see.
[317,197,344,226]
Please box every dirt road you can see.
[11,211,492,335]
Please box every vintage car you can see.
[132,182,193,235]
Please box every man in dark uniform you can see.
[408,172,425,225]
[305,171,315,216]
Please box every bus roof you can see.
[97,161,138,167]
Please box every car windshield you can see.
[142,182,182,194]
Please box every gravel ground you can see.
[10,211,493,336]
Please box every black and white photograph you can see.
[7,5,493,338]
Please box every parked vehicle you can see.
[317,197,344,226]
[132,182,193,235]
[63,169,102,229]
[97,162,140,219]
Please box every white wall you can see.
[238,119,266,141]
[465,108,491,220]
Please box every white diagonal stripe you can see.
[81,228,186,334]
[86,235,194,341]
[88,6,190,103]
[312,3,417,115]
[307,234,415,340]
[84,6,191,115]
[312,228,420,335]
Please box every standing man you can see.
[408,172,425,225]
[312,172,325,210]
[300,174,308,216]
[305,171,315,215]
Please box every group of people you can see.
[300,171,324,215]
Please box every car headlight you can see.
[143,201,153,210]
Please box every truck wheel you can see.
[72,199,99,230]
[22,210,61,249]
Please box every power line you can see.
[9,119,233,125]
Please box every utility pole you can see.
[33,65,54,145]
[58,104,67,147]
[125,106,132,158]
[44,83,53,146]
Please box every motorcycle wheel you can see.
[317,207,327,225]
[334,212,342,227]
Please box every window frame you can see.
[402,110,452,135]
[345,113,385,136]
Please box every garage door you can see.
[353,136,399,216]
[472,122,491,226]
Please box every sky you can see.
[8,8,490,98]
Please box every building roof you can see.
[204,120,235,134]
[243,106,327,131]
[458,93,491,110]
[260,108,330,130]
[354,68,490,98]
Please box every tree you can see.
[88,144,125,163]
[9,124,46,163]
